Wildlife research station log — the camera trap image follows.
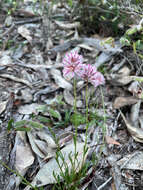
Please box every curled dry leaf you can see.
[27,130,57,158]
[58,132,73,147]
[18,26,32,43]
[0,53,12,66]
[120,111,143,143]
[54,21,80,30]
[34,140,56,159]
[139,117,143,129]
[27,132,46,158]
[51,69,72,90]
[117,151,143,170]
[105,135,121,146]
[77,44,93,51]
[36,131,57,149]
[107,75,133,86]
[24,142,89,189]
[128,81,140,96]
[118,66,131,76]
[0,100,8,115]
[109,75,143,86]
[130,100,141,124]
[113,97,139,109]
[0,73,32,88]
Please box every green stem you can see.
[85,81,89,135]
[84,81,89,157]
[81,81,89,168]
[73,78,77,114]
[73,77,77,167]
[100,86,106,143]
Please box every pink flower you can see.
[63,51,83,80]
[80,64,105,88]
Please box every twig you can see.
[14,17,42,25]
[97,177,112,190]
[13,59,63,70]
[0,73,32,88]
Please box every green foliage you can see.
[52,147,89,190]
[70,113,86,126]
[120,21,143,54]
[7,119,44,132]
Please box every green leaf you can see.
[126,27,137,35]
[120,36,131,46]
[15,120,44,129]
[15,127,31,132]
[37,116,51,124]
[7,119,14,131]
[15,120,28,128]
[68,0,73,7]
[28,121,44,129]
[48,108,61,120]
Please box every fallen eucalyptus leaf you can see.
[27,130,57,159]
[0,52,12,66]
[105,135,121,146]
[0,73,32,88]
[113,97,139,109]
[108,75,133,86]
[18,103,42,115]
[0,100,8,115]
[36,131,57,149]
[54,21,80,30]
[34,140,56,158]
[51,69,72,90]
[16,145,34,174]
[120,111,143,143]
[130,100,141,125]
[27,132,46,158]
[117,151,143,170]
[18,26,32,43]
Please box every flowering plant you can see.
[80,64,105,88]
[63,51,83,80]
[63,51,105,88]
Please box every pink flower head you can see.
[63,51,83,80]
[80,64,105,88]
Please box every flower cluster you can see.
[63,51,83,80]
[63,51,105,88]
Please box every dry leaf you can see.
[120,110,143,143]
[105,135,121,146]
[18,26,32,43]
[0,100,8,115]
[117,151,143,170]
[113,97,139,109]
[27,130,57,159]
[54,21,80,30]
[118,66,130,76]
[51,69,72,90]
[27,132,46,158]
[16,145,34,174]
[18,103,42,115]
[109,75,143,86]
